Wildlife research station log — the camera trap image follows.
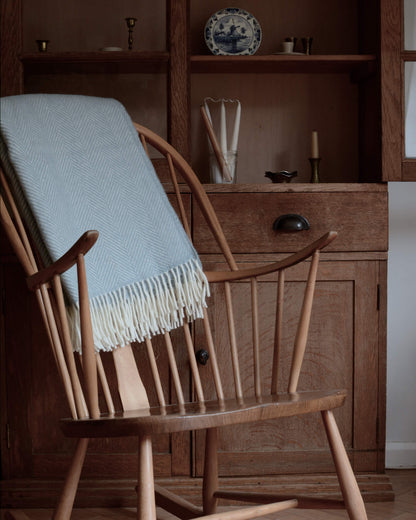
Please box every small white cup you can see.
[281,41,294,53]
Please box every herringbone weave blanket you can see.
[0,94,208,352]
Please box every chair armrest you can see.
[27,230,99,291]
[205,231,337,283]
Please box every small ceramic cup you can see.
[285,37,297,52]
[281,41,294,53]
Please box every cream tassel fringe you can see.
[67,258,209,352]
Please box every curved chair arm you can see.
[27,230,99,291]
[205,231,337,283]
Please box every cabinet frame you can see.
[381,0,416,180]
[0,0,393,507]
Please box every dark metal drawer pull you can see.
[195,349,210,365]
[273,214,310,232]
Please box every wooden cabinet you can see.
[1,0,383,182]
[0,0,189,158]
[190,1,381,184]
[0,184,391,507]
[0,0,395,508]
[1,1,410,183]
[193,184,388,478]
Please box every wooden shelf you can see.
[20,51,169,74]
[19,52,378,78]
[191,54,377,78]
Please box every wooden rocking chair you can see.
[0,101,367,519]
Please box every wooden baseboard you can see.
[0,474,394,509]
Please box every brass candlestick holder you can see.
[302,37,313,55]
[309,157,321,183]
[125,17,137,50]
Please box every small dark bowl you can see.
[265,170,298,183]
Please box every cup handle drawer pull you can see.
[273,214,310,232]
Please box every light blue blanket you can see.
[0,94,208,352]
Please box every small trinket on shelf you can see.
[36,40,49,52]
[285,37,297,52]
[265,170,297,183]
[301,37,313,55]
[309,157,321,183]
[309,129,321,183]
[201,97,241,184]
[281,40,294,53]
[125,17,137,50]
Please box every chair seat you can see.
[60,389,346,438]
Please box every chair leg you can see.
[137,435,157,520]
[53,438,89,520]
[203,427,219,515]
[321,410,368,520]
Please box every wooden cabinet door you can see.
[193,256,385,476]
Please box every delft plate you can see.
[204,8,262,56]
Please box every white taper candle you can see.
[311,130,319,158]
[231,100,241,152]
[220,100,227,154]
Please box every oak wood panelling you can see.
[2,0,384,184]
[22,0,166,53]
[0,0,23,96]
[191,73,361,184]
[190,1,360,56]
[194,257,384,476]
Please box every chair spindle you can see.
[202,308,225,402]
[167,153,191,239]
[52,275,89,418]
[39,284,78,419]
[139,133,150,156]
[224,281,243,401]
[33,288,55,361]
[1,170,38,272]
[164,332,185,408]
[183,321,205,403]
[77,253,100,419]
[251,278,261,398]
[0,194,35,277]
[288,251,320,394]
[271,270,285,395]
[145,337,166,409]
[96,353,115,415]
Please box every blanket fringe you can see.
[67,258,209,352]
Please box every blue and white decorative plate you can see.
[204,8,262,56]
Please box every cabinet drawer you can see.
[193,191,388,253]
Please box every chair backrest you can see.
[0,119,336,422]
